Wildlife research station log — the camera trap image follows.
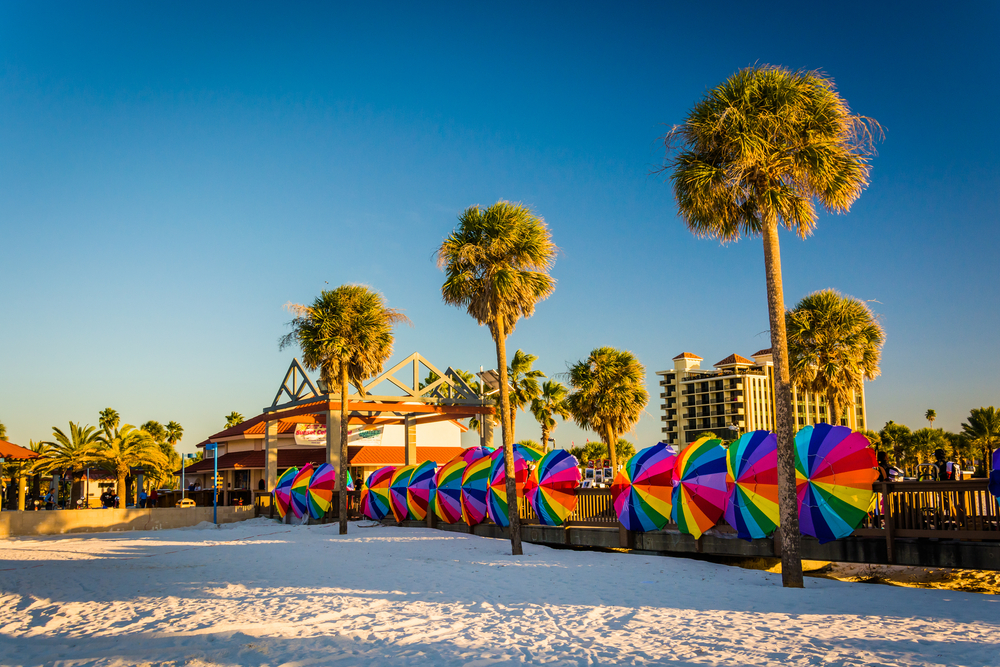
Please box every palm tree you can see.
[508,349,545,441]
[661,66,880,588]
[961,407,1000,476]
[225,412,244,428]
[531,379,570,451]
[786,289,885,427]
[280,284,409,534]
[565,347,649,476]
[437,201,556,556]
[165,421,184,447]
[0,420,6,441]
[926,409,937,429]
[99,408,120,435]
[95,425,166,506]
[41,422,101,474]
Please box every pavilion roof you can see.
[0,440,40,461]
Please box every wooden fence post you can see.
[882,482,895,564]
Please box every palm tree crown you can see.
[961,407,1000,474]
[281,284,409,534]
[531,379,570,451]
[925,409,937,428]
[99,408,120,435]
[786,289,885,426]
[96,424,166,505]
[225,412,244,428]
[565,347,648,475]
[42,422,101,476]
[437,200,556,556]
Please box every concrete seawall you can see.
[0,505,256,538]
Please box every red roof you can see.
[177,446,465,474]
[751,348,772,357]
[0,440,39,460]
[714,353,754,367]
[672,352,703,360]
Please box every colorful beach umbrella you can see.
[434,458,466,523]
[307,463,336,520]
[290,463,314,519]
[724,430,780,541]
[451,446,495,466]
[360,466,395,521]
[525,449,581,526]
[611,443,676,532]
[795,424,878,544]
[407,460,437,521]
[273,467,298,519]
[486,444,543,526]
[989,448,1000,501]
[461,455,492,525]
[671,437,728,539]
[389,465,416,522]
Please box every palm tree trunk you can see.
[762,220,804,589]
[494,315,522,556]
[827,392,841,427]
[604,425,618,476]
[117,470,127,508]
[541,424,550,452]
[339,365,350,535]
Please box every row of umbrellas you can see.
[611,424,878,544]
[273,463,354,521]
[360,443,585,527]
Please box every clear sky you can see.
[1,1,997,454]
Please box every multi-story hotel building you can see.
[656,348,868,449]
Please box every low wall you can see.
[0,505,256,538]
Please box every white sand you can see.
[1,518,997,666]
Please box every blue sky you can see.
[1,1,997,453]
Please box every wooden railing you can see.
[517,488,617,527]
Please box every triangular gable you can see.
[271,358,320,407]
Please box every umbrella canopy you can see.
[796,424,877,544]
[389,465,416,522]
[525,449,581,526]
[724,430,780,541]
[486,444,542,526]
[434,458,466,523]
[671,437,728,539]
[989,448,1000,500]
[273,467,298,519]
[407,460,437,521]
[307,463,336,520]
[611,443,676,532]
[290,464,314,519]
[450,446,495,466]
[461,455,492,525]
[360,466,395,521]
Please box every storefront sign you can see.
[294,424,384,446]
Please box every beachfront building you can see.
[656,349,868,449]
[177,353,491,505]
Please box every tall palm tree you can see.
[225,412,244,428]
[280,284,409,534]
[661,66,880,588]
[437,201,556,556]
[0,420,6,441]
[531,379,570,451]
[508,349,545,441]
[961,407,1000,475]
[96,425,166,506]
[926,409,937,429]
[99,408,120,435]
[141,421,166,443]
[786,289,885,427]
[565,347,649,475]
[165,421,184,447]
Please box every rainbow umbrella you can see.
[407,460,437,521]
[525,450,581,526]
[290,463,314,519]
[434,458,466,523]
[486,444,542,526]
[672,437,728,539]
[389,465,416,522]
[360,466,395,520]
[989,448,1000,501]
[451,446,495,466]
[273,467,298,519]
[307,463,336,520]
[611,443,676,532]
[461,455,493,525]
[796,424,877,544]
[724,430,780,541]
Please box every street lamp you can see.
[205,443,219,525]
[548,438,556,451]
